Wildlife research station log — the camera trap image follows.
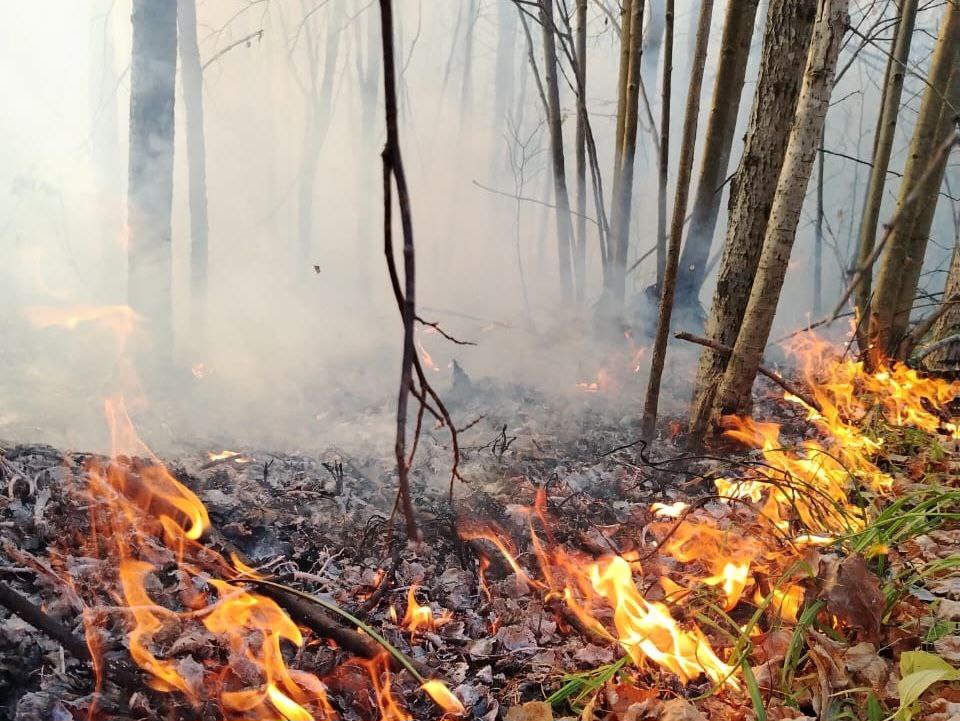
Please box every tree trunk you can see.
[688,0,816,437]
[926,243,960,369]
[641,0,714,437]
[574,0,588,303]
[603,0,644,313]
[852,0,918,327]
[655,0,674,290]
[127,0,177,366]
[868,1,960,362]
[491,0,517,176]
[675,0,761,306]
[297,0,342,274]
[713,0,848,419]
[177,0,209,347]
[541,0,575,304]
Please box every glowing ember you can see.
[207,449,253,463]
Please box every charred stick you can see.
[0,581,143,691]
[674,332,823,413]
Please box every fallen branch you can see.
[917,333,960,361]
[0,580,143,692]
[675,331,823,413]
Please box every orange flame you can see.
[400,585,452,640]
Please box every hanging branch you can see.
[379,0,465,540]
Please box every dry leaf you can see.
[817,554,884,640]
[505,701,553,721]
[935,636,960,664]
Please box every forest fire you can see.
[459,343,958,692]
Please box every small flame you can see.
[400,586,452,640]
[421,680,465,715]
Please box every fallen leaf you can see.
[817,554,884,640]
[843,642,890,689]
[935,636,960,664]
[505,701,553,721]
[658,699,706,721]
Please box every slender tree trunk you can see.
[177,0,209,346]
[641,0,714,437]
[675,0,761,306]
[655,0,674,290]
[128,0,177,366]
[814,131,824,316]
[574,0,588,303]
[926,243,960,368]
[603,0,644,313]
[297,0,342,274]
[355,5,381,308]
[713,0,848,419]
[853,0,918,327]
[541,0,575,303]
[869,1,960,362]
[688,0,816,437]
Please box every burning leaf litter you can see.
[0,338,957,720]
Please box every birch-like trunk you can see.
[574,0,588,303]
[688,0,816,436]
[642,0,714,437]
[926,243,960,368]
[852,0,918,326]
[713,0,848,419]
[869,1,960,361]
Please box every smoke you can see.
[0,0,955,456]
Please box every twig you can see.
[416,316,477,345]
[674,331,823,413]
[471,179,599,226]
[201,29,264,72]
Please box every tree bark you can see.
[641,0,714,437]
[926,243,960,368]
[127,0,177,366]
[177,0,209,346]
[869,1,960,362]
[541,0,575,304]
[688,0,816,437]
[655,0,674,290]
[713,0,848,419]
[852,0,918,326]
[574,0,588,303]
[675,0,761,306]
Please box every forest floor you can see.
[0,365,958,721]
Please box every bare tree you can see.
[712,0,849,419]
[642,0,714,437]
[128,0,178,365]
[688,0,816,436]
[178,0,209,345]
[675,0,761,307]
[541,0,576,303]
[655,0,673,289]
[868,0,960,363]
[574,0,588,302]
[602,0,644,314]
[853,0,918,330]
